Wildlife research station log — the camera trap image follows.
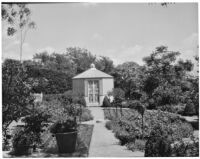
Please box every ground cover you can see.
[104,108,194,152]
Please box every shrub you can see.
[105,121,113,130]
[183,100,196,116]
[145,124,172,157]
[127,139,146,152]
[12,129,33,156]
[171,137,199,157]
[50,116,77,134]
[22,107,51,148]
[115,128,136,145]
[134,139,146,151]
[158,104,176,113]
[115,130,132,145]
[128,100,142,109]
[81,108,93,122]
[102,96,111,107]
[60,90,86,107]
[112,88,125,107]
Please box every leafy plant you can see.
[102,96,111,107]
[50,116,77,134]
[22,106,51,149]
[12,129,33,156]
[144,124,172,157]
[183,99,196,116]
[2,59,35,149]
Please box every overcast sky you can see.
[2,3,198,66]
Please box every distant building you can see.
[72,64,114,106]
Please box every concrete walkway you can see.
[87,107,144,157]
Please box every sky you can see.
[2,3,199,67]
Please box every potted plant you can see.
[50,115,78,153]
[12,129,33,156]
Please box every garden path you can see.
[86,107,144,157]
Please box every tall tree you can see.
[2,59,34,140]
[95,56,114,74]
[142,46,194,108]
[112,61,144,99]
[65,47,96,74]
[2,3,36,62]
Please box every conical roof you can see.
[73,64,113,79]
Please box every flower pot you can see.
[55,131,77,153]
[13,145,32,156]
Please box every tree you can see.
[142,46,194,109]
[2,3,36,62]
[65,47,96,74]
[2,59,34,147]
[112,62,145,99]
[33,52,76,75]
[95,56,114,74]
[111,88,125,116]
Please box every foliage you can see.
[33,52,76,75]
[157,104,185,114]
[105,121,113,130]
[183,99,196,116]
[25,65,73,94]
[127,139,146,152]
[142,46,194,109]
[112,62,144,99]
[2,3,35,36]
[102,96,111,107]
[115,129,136,145]
[112,88,125,107]
[22,105,51,146]
[95,56,114,74]
[144,124,172,157]
[12,129,33,155]
[171,136,199,157]
[81,108,93,122]
[50,116,77,134]
[104,108,193,143]
[2,59,35,147]
[65,47,96,74]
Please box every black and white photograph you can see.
[2,1,199,157]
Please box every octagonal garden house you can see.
[72,64,114,107]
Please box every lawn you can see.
[103,108,194,152]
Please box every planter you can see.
[55,131,78,153]
[13,145,32,156]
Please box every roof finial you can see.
[90,63,95,69]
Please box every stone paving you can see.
[88,107,144,157]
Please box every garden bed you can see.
[103,108,194,152]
